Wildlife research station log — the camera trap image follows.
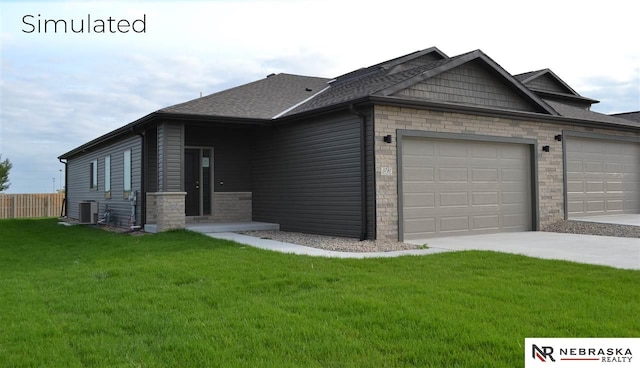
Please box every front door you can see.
[184,149,200,216]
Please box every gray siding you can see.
[252,112,367,238]
[66,135,142,227]
[158,122,184,192]
[185,126,252,192]
[394,60,539,112]
[145,126,158,192]
[526,74,571,94]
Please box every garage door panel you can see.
[567,137,639,217]
[472,168,499,182]
[404,193,435,208]
[402,137,532,239]
[473,215,499,230]
[404,218,435,235]
[501,168,527,182]
[439,192,468,207]
[606,200,624,211]
[438,142,468,157]
[403,166,435,181]
[470,145,499,158]
[438,167,468,182]
[440,216,470,232]
[567,181,584,192]
[586,181,604,193]
[472,192,498,206]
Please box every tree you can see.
[0,155,12,192]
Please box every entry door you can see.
[184,149,200,216]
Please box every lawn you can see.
[1,219,638,367]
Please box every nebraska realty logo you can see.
[525,338,639,367]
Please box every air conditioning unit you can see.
[79,201,98,224]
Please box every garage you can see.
[400,136,533,240]
[565,136,640,218]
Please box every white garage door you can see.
[401,137,532,240]
[566,137,640,217]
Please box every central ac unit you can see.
[79,201,98,224]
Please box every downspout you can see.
[132,127,146,227]
[58,158,67,217]
[349,104,368,241]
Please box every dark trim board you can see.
[396,130,539,241]
[561,130,640,220]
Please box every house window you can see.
[90,160,98,190]
[123,149,131,197]
[104,155,111,199]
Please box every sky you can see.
[1,0,639,193]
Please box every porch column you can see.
[146,192,186,232]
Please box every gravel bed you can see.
[240,231,419,253]
[543,220,640,238]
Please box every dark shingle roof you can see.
[611,111,640,123]
[544,100,640,128]
[286,49,557,116]
[159,73,330,119]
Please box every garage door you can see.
[401,137,532,240]
[566,137,639,217]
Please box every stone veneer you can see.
[212,192,252,221]
[374,105,639,240]
[146,192,186,232]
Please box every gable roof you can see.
[286,49,558,116]
[514,68,599,106]
[59,46,639,159]
[159,73,330,119]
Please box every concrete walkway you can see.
[408,232,640,270]
[194,230,639,270]
[201,232,449,258]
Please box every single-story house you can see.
[58,46,640,241]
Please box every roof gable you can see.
[515,69,599,108]
[391,59,545,112]
[379,50,557,115]
[516,69,577,95]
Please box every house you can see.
[58,47,640,241]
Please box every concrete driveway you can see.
[407,232,640,270]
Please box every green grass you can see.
[1,219,638,367]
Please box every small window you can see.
[104,155,111,199]
[90,160,98,190]
[123,149,131,197]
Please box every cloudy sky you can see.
[1,0,638,193]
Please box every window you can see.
[104,155,111,199]
[90,160,98,190]
[123,149,131,197]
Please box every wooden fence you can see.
[0,193,65,219]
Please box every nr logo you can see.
[532,345,556,362]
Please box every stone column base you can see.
[146,192,186,232]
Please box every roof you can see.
[544,100,639,128]
[59,47,639,159]
[514,68,599,106]
[611,111,640,123]
[286,49,557,116]
[159,73,330,119]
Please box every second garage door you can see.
[566,136,639,217]
[401,137,532,240]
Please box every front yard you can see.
[1,219,638,367]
